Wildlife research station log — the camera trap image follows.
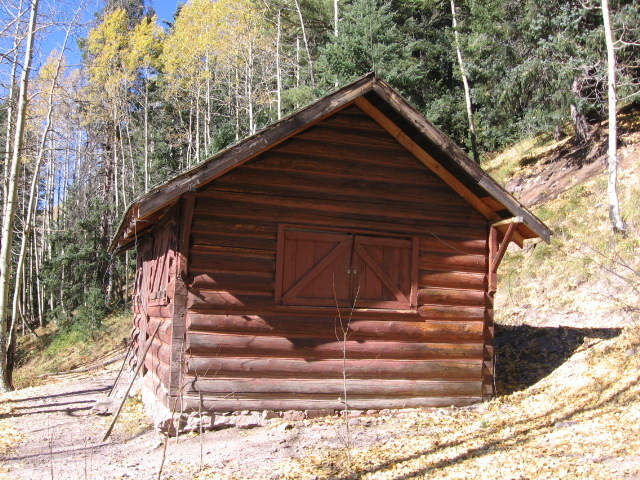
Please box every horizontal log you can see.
[189,218,277,237]
[219,166,467,208]
[188,377,482,397]
[419,252,486,273]
[186,313,484,341]
[143,358,171,388]
[186,357,482,380]
[148,337,172,366]
[190,243,275,256]
[187,289,273,310]
[143,370,170,407]
[299,123,404,150]
[145,305,172,318]
[185,332,484,360]
[418,288,486,307]
[419,270,485,290]
[190,232,276,252]
[188,272,274,292]
[258,149,431,186]
[196,190,486,228]
[417,306,486,321]
[272,139,433,174]
[420,237,487,255]
[189,251,275,275]
[147,318,173,345]
[180,394,482,412]
[193,207,484,240]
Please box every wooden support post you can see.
[169,191,195,410]
[488,226,499,296]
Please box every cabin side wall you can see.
[131,209,179,409]
[178,106,492,412]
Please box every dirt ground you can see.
[1,310,637,480]
[0,360,431,480]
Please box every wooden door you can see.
[276,226,418,310]
[278,229,353,306]
[351,235,416,309]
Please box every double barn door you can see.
[276,227,418,310]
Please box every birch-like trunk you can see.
[276,10,282,120]
[0,0,39,392]
[601,0,626,233]
[293,0,315,88]
[2,0,25,222]
[450,0,479,164]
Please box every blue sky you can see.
[148,0,181,25]
[32,0,183,72]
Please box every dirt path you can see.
[0,363,418,480]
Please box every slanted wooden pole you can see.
[103,323,159,442]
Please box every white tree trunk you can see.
[9,26,70,354]
[450,0,479,164]
[276,10,282,120]
[602,0,626,233]
[0,0,39,392]
[293,0,315,88]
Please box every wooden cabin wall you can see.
[131,211,179,408]
[180,105,492,412]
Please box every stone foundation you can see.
[139,377,337,434]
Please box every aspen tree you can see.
[0,0,39,391]
[601,0,626,233]
[450,0,479,164]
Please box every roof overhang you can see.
[110,73,551,255]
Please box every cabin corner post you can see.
[484,226,499,399]
[485,218,522,399]
[169,191,195,412]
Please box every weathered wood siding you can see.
[181,105,492,411]
[131,212,178,407]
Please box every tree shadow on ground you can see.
[494,324,622,395]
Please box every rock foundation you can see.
[139,379,338,434]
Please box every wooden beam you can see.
[354,97,499,221]
[488,226,499,295]
[490,216,523,228]
[490,222,517,273]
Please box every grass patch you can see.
[13,311,130,388]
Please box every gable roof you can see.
[110,73,551,254]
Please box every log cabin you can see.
[110,74,551,426]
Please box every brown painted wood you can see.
[169,192,194,399]
[354,96,498,221]
[220,163,467,203]
[197,190,487,227]
[189,377,482,397]
[186,313,484,341]
[419,270,485,289]
[186,357,482,380]
[417,305,486,321]
[193,205,484,240]
[187,289,274,310]
[189,251,275,275]
[185,333,484,360]
[189,272,274,292]
[419,252,486,272]
[418,288,486,307]
[181,394,482,412]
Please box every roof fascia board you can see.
[354,96,499,221]
[109,74,377,253]
[370,78,552,244]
